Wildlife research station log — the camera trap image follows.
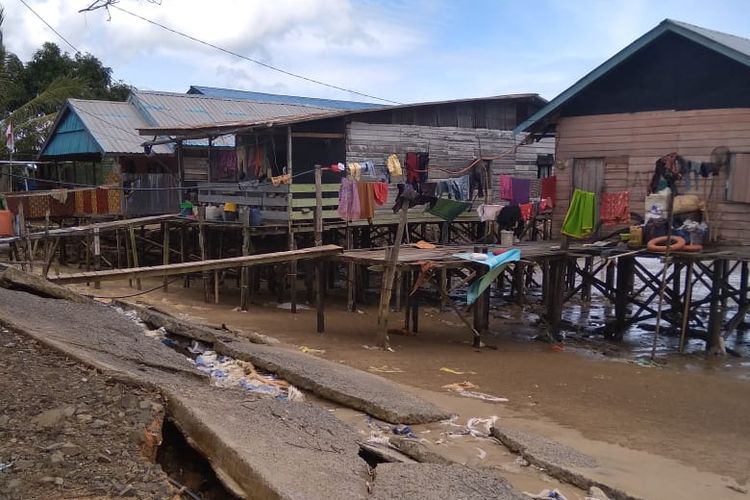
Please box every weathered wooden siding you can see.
[552,108,750,245]
[345,121,553,203]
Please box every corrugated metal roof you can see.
[138,93,547,137]
[129,90,333,129]
[40,100,171,157]
[187,85,383,110]
[516,19,750,134]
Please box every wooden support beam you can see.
[707,259,727,355]
[93,227,101,289]
[240,217,251,311]
[679,261,694,353]
[376,206,408,350]
[128,225,141,290]
[614,256,635,340]
[290,132,345,140]
[346,226,356,312]
[50,245,343,285]
[314,164,324,333]
[162,222,170,292]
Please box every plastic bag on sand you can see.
[287,386,305,402]
[523,489,569,500]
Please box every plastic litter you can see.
[475,447,487,459]
[523,489,569,500]
[144,326,168,339]
[440,367,477,375]
[0,461,14,472]
[276,302,311,311]
[187,340,208,354]
[392,425,416,438]
[299,346,325,354]
[458,391,509,403]
[369,365,404,373]
[442,381,478,392]
[466,416,499,437]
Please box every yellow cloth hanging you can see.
[387,154,403,176]
[347,162,361,180]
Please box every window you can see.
[728,153,750,203]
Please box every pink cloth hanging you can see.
[337,178,360,221]
[500,175,512,200]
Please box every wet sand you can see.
[74,278,750,495]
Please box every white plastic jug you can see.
[500,230,514,247]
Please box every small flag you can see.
[5,122,14,153]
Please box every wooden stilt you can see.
[614,256,634,340]
[93,228,101,289]
[707,259,727,355]
[679,261,694,353]
[240,217,251,311]
[124,227,133,288]
[115,229,122,270]
[127,225,141,290]
[181,227,189,288]
[162,222,170,292]
[376,206,408,349]
[346,226,356,312]
[289,231,297,313]
[214,270,220,304]
[546,256,566,341]
[513,262,525,305]
[198,210,209,302]
[581,256,593,302]
[740,261,749,309]
[671,262,682,316]
[313,164,324,333]
[85,235,91,286]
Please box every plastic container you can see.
[500,230,514,247]
[205,205,222,221]
[0,210,13,236]
[224,202,237,213]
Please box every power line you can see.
[107,3,403,105]
[18,0,80,54]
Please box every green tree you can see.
[1,4,133,156]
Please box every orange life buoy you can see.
[647,235,686,252]
[682,243,703,252]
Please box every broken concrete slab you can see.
[219,339,451,424]
[116,301,276,345]
[370,463,525,500]
[360,442,417,464]
[388,436,453,465]
[0,266,92,304]
[116,300,451,424]
[0,288,372,499]
[490,425,642,500]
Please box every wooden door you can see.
[573,158,605,230]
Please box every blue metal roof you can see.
[187,85,383,111]
[516,19,750,134]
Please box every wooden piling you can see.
[581,256,593,302]
[93,227,101,289]
[707,259,727,355]
[679,261,694,353]
[240,216,251,311]
[198,209,209,302]
[128,225,141,291]
[376,206,408,350]
[314,164,324,333]
[346,226,356,312]
[614,256,634,340]
[162,222,170,292]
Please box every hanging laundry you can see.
[426,198,471,221]
[357,182,376,220]
[468,161,485,198]
[600,191,630,225]
[387,154,403,176]
[539,198,553,211]
[436,175,470,200]
[476,203,504,222]
[541,176,556,203]
[347,162,362,181]
[330,162,346,173]
[337,177,361,221]
[373,182,388,205]
[519,203,533,222]
[466,249,521,305]
[392,183,437,212]
[360,161,376,178]
[529,178,541,199]
[562,189,596,239]
[500,175,512,200]
[405,152,429,188]
[271,174,290,186]
[511,178,530,204]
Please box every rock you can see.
[49,451,65,465]
[39,476,56,483]
[138,400,153,410]
[76,414,93,424]
[587,485,610,500]
[0,414,9,426]
[96,453,112,464]
[31,406,75,428]
[54,477,64,486]
[92,419,108,429]
[727,484,748,494]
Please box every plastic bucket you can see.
[500,230,514,247]
[0,210,13,236]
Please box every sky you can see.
[3,0,750,105]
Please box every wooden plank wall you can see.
[345,121,553,204]
[552,108,750,244]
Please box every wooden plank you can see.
[51,245,343,285]
[291,132,345,139]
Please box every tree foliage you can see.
[1,4,134,156]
